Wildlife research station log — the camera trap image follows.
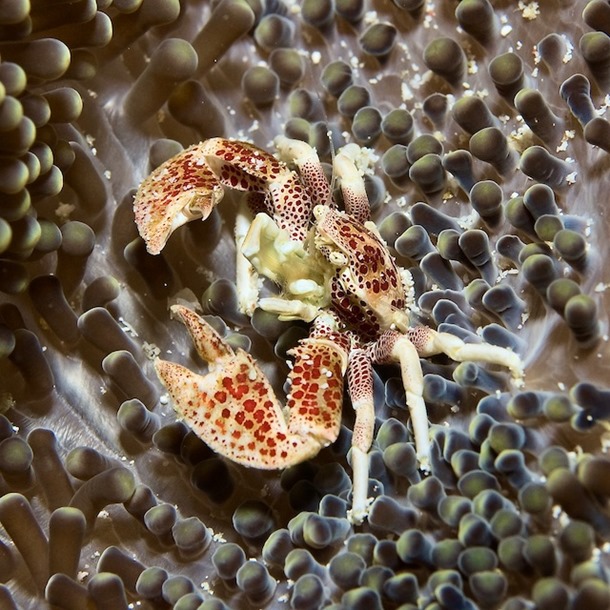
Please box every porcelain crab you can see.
[133,136,523,523]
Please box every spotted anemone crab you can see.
[133,137,523,523]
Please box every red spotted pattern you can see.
[341,185,370,224]
[297,159,332,208]
[317,209,406,340]
[201,139,287,185]
[285,339,346,442]
[155,309,348,469]
[136,137,525,492]
[133,143,223,255]
[201,138,313,241]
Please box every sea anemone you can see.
[1,0,610,608]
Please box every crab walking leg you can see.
[346,348,376,524]
[274,136,332,207]
[407,326,524,382]
[371,331,430,469]
[234,203,259,316]
[155,306,348,469]
[333,150,370,224]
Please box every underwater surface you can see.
[1,0,610,608]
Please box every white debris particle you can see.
[143,342,161,360]
[562,35,574,63]
[556,129,575,152]
[441,188,455,202]
[457,211,478,229]
[196,266,216,283]
[119,316,139,337]
[423,1,437,29]
[533,44,541,65]
[557,382,566,391]
[201,580,214,594]
[104,170,111,180]
[501,24,513,37]
[565,171,577,184]
[509,125,536,152]
[349,55,362,70]
[594,282,610,292]
[339,143,379,174]
[311,50,321,65]
[598,94,610,115]
[55,202,76,221]
[160,393,170,406]
[401,81,414,101]
[363,11,378,25]
[518,1,540,20]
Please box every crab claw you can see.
[200,138,314,241]
[199,138,291,194]
[155,306,348,469]
[133,143,224,255]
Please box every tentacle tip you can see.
[512,372,526,388]
[417,455,431,474]
[348,497,373,525]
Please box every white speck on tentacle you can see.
[119,317,139,337]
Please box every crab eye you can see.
[329,251,349,266]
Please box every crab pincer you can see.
[156,305,349,469]
[133,143,225,255]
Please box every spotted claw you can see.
[156,305,348,469]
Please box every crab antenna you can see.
[327,127,341,199]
